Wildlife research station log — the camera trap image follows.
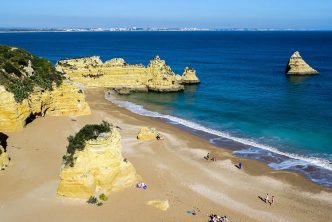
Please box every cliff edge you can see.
[285,51,318,75]
[0,45,90,132]
[57,122,140,198]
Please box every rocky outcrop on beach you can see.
[56,55,200,92]
[0,45,91,132]
[0,145,9,170]
[137,127,160,141]
[57,123,140,198]
[181,67,200,84]
[285,51,318,75]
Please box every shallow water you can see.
[0,31,331,187]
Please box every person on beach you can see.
[270,196,275,206]
[238,162,242,169]
[265,193,269,204]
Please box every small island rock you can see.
[182,67,200,84]
[285,51,318,75]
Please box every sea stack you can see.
[285,51,318,75]
[57,122,140,198]
[181,67,200,84]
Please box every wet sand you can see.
[0,88,331,222]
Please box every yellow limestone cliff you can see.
[285,51,318,75]
[0,81,91,132]
[56,56,199,92]
[57,128,140,198]
[0,145,9,170]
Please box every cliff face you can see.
[0,145,9,170]
[181,67,200,84]
[0,81,90,132]
[57,128,140,198]
[285,51,318,75]
[0,45,91,132]
[56,55,201,92]
[146,56,184,92]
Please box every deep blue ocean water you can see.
[0,31,331,187]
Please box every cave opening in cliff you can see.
[0,132,8,151]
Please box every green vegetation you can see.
[87,195,107,207]
[0,45,64,102]
[63,121,112,167]
[99,193,108,201]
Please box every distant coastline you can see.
[0,27,331,33]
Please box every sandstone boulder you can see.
[147,200,170,211]
[285,51,318,75]
[137,127,161,141]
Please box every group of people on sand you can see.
[204,152,217,161]
[209,214,229,222]
[265,193,275,206]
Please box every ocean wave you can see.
[105,93,332,172]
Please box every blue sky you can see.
[1,0,332,29]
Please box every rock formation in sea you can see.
[285,51,319,75]
[0,145,9,170]
[137,127,160,141]
[181,67,200,84]
[57,122,140,198]
[56,55,200,92]
[0,45,91,132]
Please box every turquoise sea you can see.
[0,31,331,187]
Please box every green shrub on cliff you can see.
[63,121,112,167]
[0,45,64,102]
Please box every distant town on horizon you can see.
[0,27,331,33]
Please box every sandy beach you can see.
[1,88,331,222]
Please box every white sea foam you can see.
[105,93,332,172]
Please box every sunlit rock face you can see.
[0,82,91,132]
[137,127,160,141]
[57,129,140,198]
[285,51,318,75]
[0,45,91,132]
[181,67,200,84]
[56,55,193,92]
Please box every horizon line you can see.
[1,27,332,33]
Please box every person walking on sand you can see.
[265,193,269,204]
[270,196,275,206]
